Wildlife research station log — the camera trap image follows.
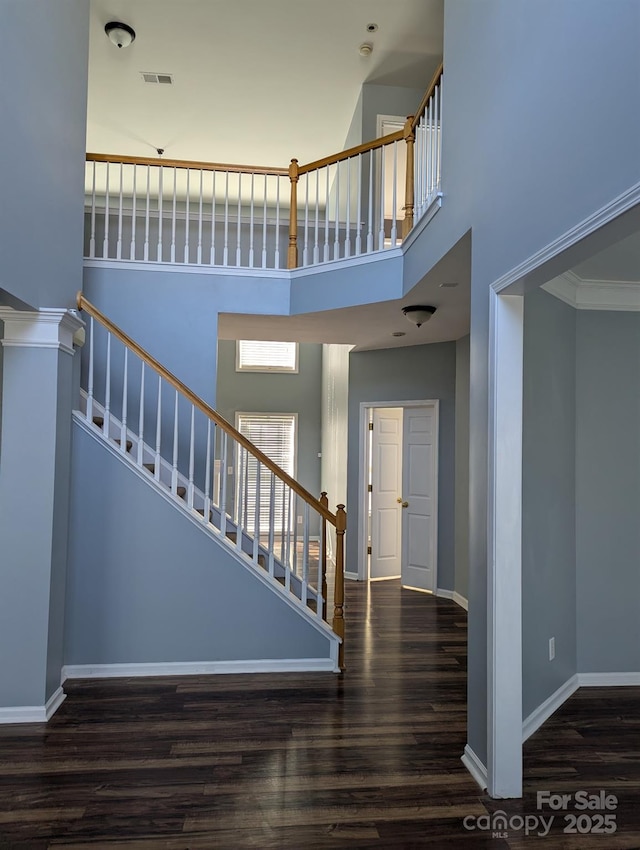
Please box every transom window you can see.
[236,340,298,373]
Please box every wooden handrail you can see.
[410,62,444,131]
[76,292,337,526]
[297,130,404,175]
[86,152,288,178]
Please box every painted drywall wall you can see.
[347,341,456,589]
[0,0,88,309]
[321,344,351,511]
[521,288,577,719]
[576,310,640,673]
[65,421,334,665]
[427,0,640,767]
[216,340,323,504]
[361,84,426,143]
[454,335,469,600]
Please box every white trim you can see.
[522,675,579,742]
[291,246,403,278]
[73,413,338,646]
[437,588,469,611]
[0,687,66,725]
[84,258,287,278]
[491,179,640,294]
[578,672,640,686]
[0,308,84,356]
[400,193,443,253]
[487,290,524,799]
[543,271,640,311]
[344,571,359,581]
[357,399,440,582]
[461,745,488,790]
[62,658,338,680]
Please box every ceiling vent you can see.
[141,72,173,85]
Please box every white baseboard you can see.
[436,588,468,611]
[62,658,339,681]
[522,674,579,742]
[0,686,66,725]
[578,672,640,687]
[461,744,488,790]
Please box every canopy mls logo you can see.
[463,811,553,839]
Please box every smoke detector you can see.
[359,43,373,57]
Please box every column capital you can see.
[0,308,85,355]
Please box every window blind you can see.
[236,340,298,372]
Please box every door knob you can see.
[401,501,409,508]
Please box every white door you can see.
[401,406,437,592]
[369,407,403,579]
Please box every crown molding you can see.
[543,270,640,311]
[0,308,85,355]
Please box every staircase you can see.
[74,294,346,669]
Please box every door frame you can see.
[357,399,439,583]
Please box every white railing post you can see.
[103,333,111,437]
[86,316,94,424]
[137,362,145,465]
[154,376,162,482]
[171,389,179,494]
[188,403,195,508]
[120,346,128,452]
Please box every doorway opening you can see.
[358,400,439,591]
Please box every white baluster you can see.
[210,170,216,265]
[333,162,340,260]
[236,446,244,553]
[280,481,286,563]
[236,173,242,266]
[154,376,162,482]
[253,458,261,563]
[415,118,422,219]
[345,158,351,257]
[248,172,255,268]
[89,161,96,258]
[220,432,228,536]
[292,492,299,578]
[391,140,398,246]
[223,171,229,266]
[427,98,432,201]
[261,174,268,269]
[302,174,309,267]
[130,163,137,260]
[87,316,94,423]
[171,389,179,494]
[137,362,145,465]
[268,472,275,577]
[274,176,281,269]
[157,166,163,261]
[171,167,177,263]
[117,162,123,259]
[378,148,386,250]
[144,165,150,261]
[184,170,190,263]
[355,153,362,255]
[103,333,111,436]
[203,418,212,522]
[188,404,195,508]
[313,169,320,265]
[302,501,310,604]
[436,82,442,191]
[284,487,291,591]
[324,166,330,262]
[367,151,374,253]
[120,346,128,453]
[197,169,204,265]
[103,162,110,258]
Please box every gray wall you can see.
[0,0,88,309]
[347,342,457,589]
[522,288,577,719]
[65,421,333,665]
[216,340,323,502]
[454,335,470,600]
[576,311,640,673]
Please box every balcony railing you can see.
[84,64,443,272]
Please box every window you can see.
[236,340,298,373]
[236,413,297,533]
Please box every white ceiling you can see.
[572,231,640,283]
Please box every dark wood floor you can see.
[1,581,640,848]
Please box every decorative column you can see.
[0,308,84,723]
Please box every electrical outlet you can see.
[227,466,233,475]
[297,515,303,524]
[549,637,555,661]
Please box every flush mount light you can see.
[105,21,136,49]
[402,305,436,327]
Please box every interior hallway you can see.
[0,581,639,848]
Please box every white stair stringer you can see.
[73,400,339,662]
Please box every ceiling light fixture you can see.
[402,305,436,327]
[359,43,373,57]
[105,21,136,49]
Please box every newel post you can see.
[320,492,329,619]
[333,504,347,672]
[402,116,415,238]
[287,158,299,269]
